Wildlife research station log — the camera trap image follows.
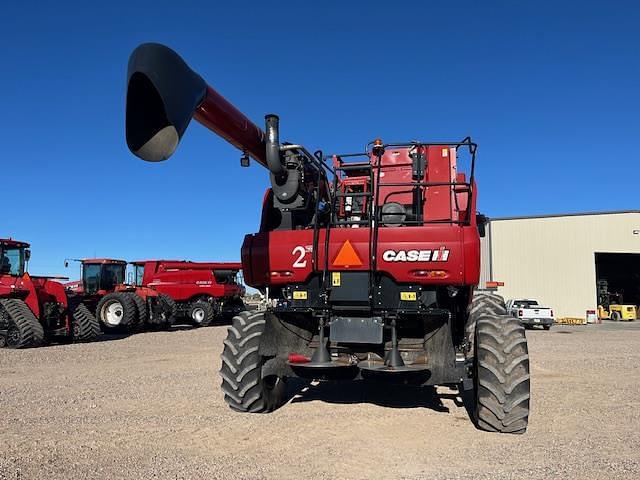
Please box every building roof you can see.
[490,210,640,222]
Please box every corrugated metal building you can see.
[480,211,640,318]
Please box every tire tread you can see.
[219,311,284,413]
[475,313,530,434]
[0,298,44,348]
[71,303,101,342]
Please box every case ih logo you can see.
[382,247,450,262]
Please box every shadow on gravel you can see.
[459,388,477,424]
[167,324,198,331]
[2,322,227,349]
[91,321,222,342]
[92,332,134,343]
[170,321,232,330]
[289,378,460,413]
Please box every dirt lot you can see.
[1,321,639,480]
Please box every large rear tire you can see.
[474,313,530,434]
[96,293,137,331]
[0,298,45,348]
[71,303,101,342]
[220,311,286,413]
[469,291,507,317]
[466,291,507,359]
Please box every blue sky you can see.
[1,1,638,276]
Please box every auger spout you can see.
[126,43,267,166]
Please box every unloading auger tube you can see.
[125,42,326,210]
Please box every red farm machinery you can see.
[0,238,100,348]
[125,43,530,434]
[65,258,175,331]
[130,260,246,326]
[66,258,245,330]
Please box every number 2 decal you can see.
[292,246,307,268]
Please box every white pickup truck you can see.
[506,299,555,330]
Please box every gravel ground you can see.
[1,321,639,480]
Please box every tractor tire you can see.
[543,324,551,331]
[474,313,530,434]
[188,300,215,327]
[469,291,507,316]
[220,311,286,413]
[126,293,147,331]
[96,293,137,331]
[465,291,507,359]
[610,311,621,322]
[157,294,176,328]
[0,298,45,348]
[71,303,101,342]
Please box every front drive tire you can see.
[220,311,286,413]
[474,313,530,434]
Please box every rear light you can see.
[518,309,523,317]
[269,271,293,278]
[410,270,448,278]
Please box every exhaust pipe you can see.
[265,114,285,178]
[265,114,300,203]
[125,43,267,165]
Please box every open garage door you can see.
[595,253,640,307]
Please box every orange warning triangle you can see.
[332,240,363,267]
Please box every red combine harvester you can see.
[65,258,174,331]
[125,43,530,433]
[130,260,246,326]
[0,239,100,348]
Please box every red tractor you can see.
[65,258,174,331]
[125,43,530,434]
[0,238,100,348]
[130,260,246,326]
